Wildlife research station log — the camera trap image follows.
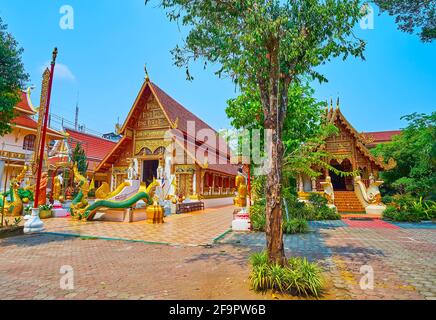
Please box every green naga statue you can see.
[69,164,156,221]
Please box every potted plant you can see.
[39,203,53,219]
[24,205,32,216]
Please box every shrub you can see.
[250,200,266,232]
[382,195,436,222]
[382,205,399,220]
[283,218,309,234]
[383,206,421,222]
[249,251,324,297]
[307,193,341,220]
[308,193,328,207]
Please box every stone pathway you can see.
[219,221,436,300]
[41,205,234,246]
[0,215,435,300]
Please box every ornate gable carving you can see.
[135,96,170,130]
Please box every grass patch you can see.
[80,236,99,240]
[282,218,309,234]
[249,251,324,297]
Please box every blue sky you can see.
[0,0,435,134]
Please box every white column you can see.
[192,172,197,195]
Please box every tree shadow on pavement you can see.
[0,233,72,248]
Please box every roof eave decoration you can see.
[355,140,396,170]
[25,87,38,114]
[327,104,397,171]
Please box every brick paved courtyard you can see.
[0,208,435,300]
[41,205,234,246]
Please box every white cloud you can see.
[40,62,76,81]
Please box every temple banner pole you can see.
[25,48,58,234]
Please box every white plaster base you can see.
[53,208,69,217]
[232,209,251,231]
[365,204,386,216]
[232,218,251,231]
[24,208,44,234]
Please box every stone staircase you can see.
[334,191,365,213]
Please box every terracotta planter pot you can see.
[39,210,53,219]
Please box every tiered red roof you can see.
[151,82,216,134]
[65,128,117,163]
[12,115,63,138]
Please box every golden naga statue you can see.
[2,166,27,216]
[70,164,90,214]
[95,181,131,200]
[234,168,247,208]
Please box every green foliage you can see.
[250,199,267,232]
[308,193,328,207]
[146,0,365,86]
[148,0,366,262]
[283,218,309,234]
[372,112,436,199]
[285,191,341,221]
[374,0,435,42]
[250,199,309,234]
[249,251,324,297]
[39,203,53,211]
[382,194,436,221]
[0,17,29,136]
[72,143,89,176]
[251,175,266,201]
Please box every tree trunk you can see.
[261,40,287,266]
[264,127,286,265]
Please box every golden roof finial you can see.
[330,98,333,111]
[144,63,150,81]
[336,97,340,110]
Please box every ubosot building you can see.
[95,77,238,199]
[297,102,398,214]
[0,88,64,191]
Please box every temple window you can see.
[23,134,36,151]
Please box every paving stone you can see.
[1,213,435,300]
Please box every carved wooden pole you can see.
[33,48,57,209]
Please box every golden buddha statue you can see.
[53,175,62,201]
[234,167,247,208]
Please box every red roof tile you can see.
[12,115,63,138]
[364,130,401,143]
[65,128,117,161]
[151,82,216,134]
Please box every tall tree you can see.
[147,0,366,264]
[372,112,436,199]
[374,0,435,42]
[0,17,29,136]
[72,143,88,176]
